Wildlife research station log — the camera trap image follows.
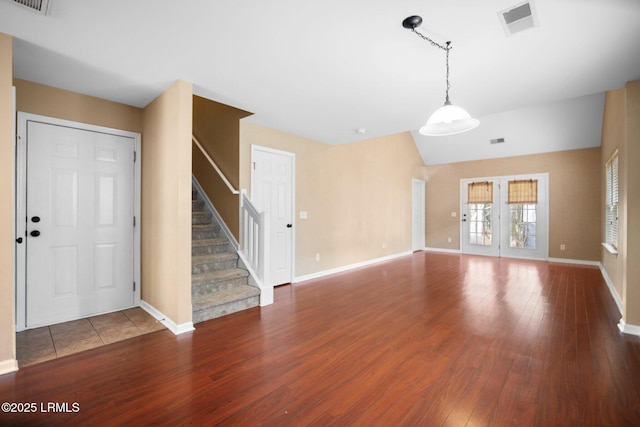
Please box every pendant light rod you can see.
[402,15,479,136]
[402,15,452,105]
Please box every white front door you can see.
[251,146,294,286]
[460,174,548,260]
[412,179,425,251]
[18,115,138,329]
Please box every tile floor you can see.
[16,308,166,367]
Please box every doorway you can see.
[412,179,425,251]
[460,173,548,259]
[16,113,141,330]
[250,145,295,286]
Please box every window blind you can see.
[605,150,619,248]
[468,181,493,204]
[508,179,538,204]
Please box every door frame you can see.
[250,144,296,285]
[15,113,141,331]
[412,179,425,251]
[460,173,549,260]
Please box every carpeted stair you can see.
[192,187,260,323]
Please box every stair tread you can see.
[192,268,249,284]
[192,224,218,230]
[191,238,227,247]
[192,252,237,264]
[192,285,260,310]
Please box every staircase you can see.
[191,187,260,323]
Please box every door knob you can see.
[31,216,41,223]
[16,237,23,244]
[286,224,292,228]
[30,230,40,237]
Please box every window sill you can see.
[602,242,618,255]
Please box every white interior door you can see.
[251,146,294,286]
[22,118,136,328]
[461,174,548,260]
[412,179,425,251]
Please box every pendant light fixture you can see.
[402,15,479,136]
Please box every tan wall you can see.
[601,89,626,300]
[600,80,640,327]
[0,34,16,371]
[142,81,193,325]
[624,80,640,325]
[192,96,251,240]
[423,148,602,261]
[240,122,426,276]
[14,79,142,133]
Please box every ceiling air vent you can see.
[498,1,538,36]
[490,138,505,144]
[9,0,51,15]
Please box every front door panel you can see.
[26,121,135,327]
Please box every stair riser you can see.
[192,296,260,324]
[192,259,238,274]
[192,228,220,240]
[192,277,249,296]
[192,214,213,225]
[192,200,205,211]
[192,244,230,256]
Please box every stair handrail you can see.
[192,134,240,195]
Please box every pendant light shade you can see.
[403,15,479,137]
[419,102,480,136]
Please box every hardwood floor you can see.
[1,252,639,426]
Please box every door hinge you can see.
[133,151,137,162]
[253,162,256,170]
[133,216,136,227]
[133,282,136,292]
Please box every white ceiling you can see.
[1,0,639,161]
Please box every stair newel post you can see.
[259,209,273,305]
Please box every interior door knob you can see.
[30,230,40,237]
[286,224,292,228]
[31,216,41,223]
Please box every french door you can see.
[461,174,548,259]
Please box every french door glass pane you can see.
[509,203,536,248]
[469,203,492,246]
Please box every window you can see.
[468,182,493,246]
[508,179,538,249]
[605,150,619,251]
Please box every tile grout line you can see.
[88,317,108,345]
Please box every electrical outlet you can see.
[315,253,320,261]
[448,237,452,243]
[382,242,387,249]
[560,244,566,251]
[451,212,457,217]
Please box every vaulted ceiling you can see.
[1,0,639,164]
